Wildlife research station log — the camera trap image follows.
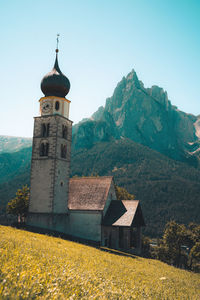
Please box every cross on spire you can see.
[56,34,60,53]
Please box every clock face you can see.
[41,101,52,113]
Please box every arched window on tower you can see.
[61,144,67,158]
[40,141,49,156]
[55,101,60,111]
[46,123,50,136]
[62,125,68,139]
[41,123,50,137]
[41,123,46,137]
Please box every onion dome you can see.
[41,50,70,98]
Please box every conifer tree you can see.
[7,185,30,223]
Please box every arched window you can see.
[40,142,49,156]
[41,123,50,137]
[46,123,50,136]
[40,142,45,156]
[55,101,60,111]
[61,144,67,158]
[62,125,68,139]
[41,123,46,137]
[45,143,49,156]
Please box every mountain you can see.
[0,147,32,185]
[72,70,200,163]
[0,139,200,236]
[0,136,32,153]
[0,147,31,212]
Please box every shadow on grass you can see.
[100,246,138,259]
[7,223,139,259]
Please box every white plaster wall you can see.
[63,101,70,119]
[40,97,70,119]
[27,213,70,234]
[69,211,102,242]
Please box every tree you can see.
[154,221,200,272]
[115,185,135,200]
[189,242,200,272]
[188,223,200,244]
[162,221,187,267]
[7,185,30,224]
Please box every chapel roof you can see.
[68,176,113,211]
[102,200,145,227]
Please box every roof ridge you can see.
[121,199,139,202]
[70,176,113,180]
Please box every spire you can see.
[40,34,71,98]
[54,34,61,72]
[54,53,61,73]
[56,33,59,53]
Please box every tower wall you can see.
[29,159,54,213]
[28,114,72,219]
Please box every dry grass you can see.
[0,225,199,299]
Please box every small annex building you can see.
[27,45,145,253]
[69,177,145,251]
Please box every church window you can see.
[45,143,49,156]
[62,125,68,139]
[60,181,63,187]
[40,143,45,156]
[40,142,49,156]
[41,123,46,137]
[55,101,60,111]
[41,123,50,137]
[61,144,67,158]
[46,123,50,136]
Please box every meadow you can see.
[0,226,199,299]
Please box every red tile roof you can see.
[68,176,113,210]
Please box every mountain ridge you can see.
[72,69,199,163]
[0,135,32,153]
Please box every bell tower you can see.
[28,41,72,224]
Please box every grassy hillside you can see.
[0,226,199,299]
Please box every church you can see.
[27,46,145,253]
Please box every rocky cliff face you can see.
[72,69,199,162]
[0,136,32,153]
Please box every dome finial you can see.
[41,34,70,98]
[56,33,60,53]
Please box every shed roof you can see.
[68,176,113,210]
[102,200,145,227]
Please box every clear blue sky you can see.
[0,0,200,137]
